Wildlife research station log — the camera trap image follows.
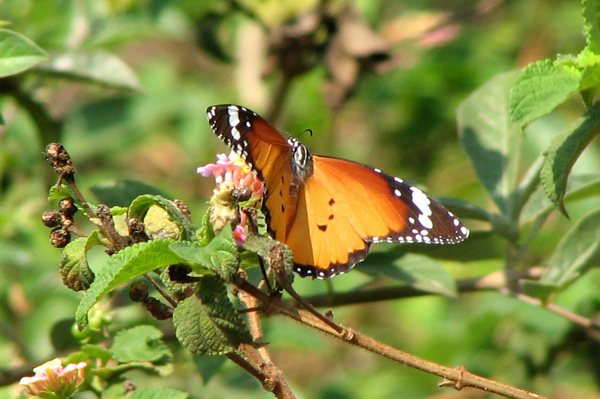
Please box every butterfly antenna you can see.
[298,128,313,140]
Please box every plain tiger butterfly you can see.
[206,104,469,279]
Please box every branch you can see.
[235,274,297,399]
[299,268,544,308]
[502,289,600,331]
[233,276,550,399]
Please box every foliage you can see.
[1,0,600,399]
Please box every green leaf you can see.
[76,239,183,329]
[129,388,188,399]
[510,59,582,131]
[242,234,294,282]
[34,51,140,90]
[457,71,521,215]
[521,174,600,223]
[59,234,102,291]
[170,225,239,281]
[583,0,600,53]
[197,208,215,246]
[48,184,97,218]
[519,280,560,302]
[358,253,457,297]
[193,354,227,384]
[0,29,48,77]
[129,195,196,241]
[81,344,113,363]
[110,325,172,363]
[173,275,252,356]
[540,101,600,217]
[436,197,491,222]
[90,179,169,207]
[540,206,600,288]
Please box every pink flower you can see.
[198,152,264,199]
[198,152,264,242]
[20,358,87,399]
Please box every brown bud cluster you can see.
[42,197,78,248]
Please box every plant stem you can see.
[233,276,550,399]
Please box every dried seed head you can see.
[42,211,62,228]
[59,197,77,217]
[45,143,75,176]
[127,218,148,243]
[173,199,192,222]
[50,227,71,248]
[142,297,173,320]
[129,282,149,302]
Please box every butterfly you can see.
[206,104,469,279]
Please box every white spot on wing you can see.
[410,187,433,229]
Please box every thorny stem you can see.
[233,276,550,399]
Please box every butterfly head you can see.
[288,137,313,182]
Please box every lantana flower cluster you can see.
[198,151,264,243]
[19,358,87,399]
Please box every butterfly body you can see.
[207,104,468,279]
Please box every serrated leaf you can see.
[540,207,600,289]
[90,179,169,207]
[242,234,294,283]
[76,239,183,329]
[59,236,99,291]
[197,208,215,246]
[129,195,196,241]
[173,275,251,356]
[510,59,582,131]
[583,0,600,53]
[129,388,188,399]
[357,253,457,297]
[35,51,140,90]
[170,225,239,281]
[540,101,600,216]
[110,325,172,363]
[521,174,600,223]
[0,29,48,77]
[457,71,521,215]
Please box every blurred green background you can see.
[1,0,600,398]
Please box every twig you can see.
[299,268,544,308]
[235,271,297,399]
[233,276,550,399]
[501,289,600,331]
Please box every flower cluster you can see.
[20,358,87,399]
[198,151,264,243]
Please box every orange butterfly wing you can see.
[206,105,469,279]
[207,105,298,239]
[287,156,467,278]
